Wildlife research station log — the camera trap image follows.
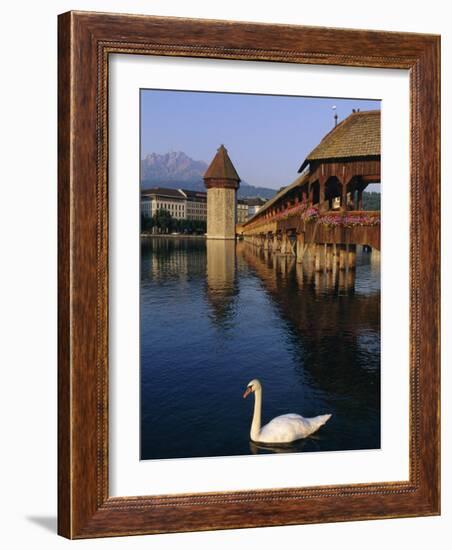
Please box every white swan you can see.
[243,379,331,444]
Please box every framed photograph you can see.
[58,11,440,538]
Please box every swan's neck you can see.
[250,388,262,441]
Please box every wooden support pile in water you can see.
[247,233,360,271]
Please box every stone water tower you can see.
[203,145,240,240]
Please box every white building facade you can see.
[141,187,208,222]
[237,200,249,224]
[179,189,207,221]
[141,188,186,220]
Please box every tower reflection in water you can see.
[205,239,238,328]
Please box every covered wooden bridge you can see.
[238,110,381,272]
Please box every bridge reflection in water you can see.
[140,237,380,460]
[235,240,380,403]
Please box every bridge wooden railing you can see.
[238,206,381,250]
[240,205,380,233]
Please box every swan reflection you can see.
[249,436,323,455]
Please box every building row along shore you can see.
[140,186,266,225]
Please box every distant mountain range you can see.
[141,151,277,199]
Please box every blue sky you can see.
[141,90,380,190]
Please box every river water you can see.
[140,237,380,460]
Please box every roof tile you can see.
[299,110,380,171]
[204,145,241,182]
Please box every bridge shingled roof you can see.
[204,145,241,182]
[243,110,381,227]
[242,172,309,226]
[298,110,381,172]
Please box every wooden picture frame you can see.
[58,11,440,539]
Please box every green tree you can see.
[141,213,155,232]
[362,191,381,211]
[153,208,173,233]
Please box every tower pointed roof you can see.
[203,145,241,183]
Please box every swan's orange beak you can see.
[243,387,253,399]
